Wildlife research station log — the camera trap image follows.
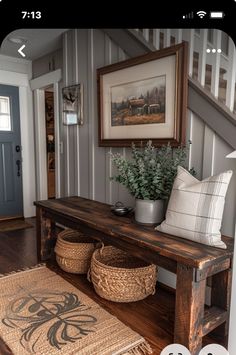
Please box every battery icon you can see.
[210,11,224,18]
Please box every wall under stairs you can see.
[61,28,235,230]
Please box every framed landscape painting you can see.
[97,42,188,147]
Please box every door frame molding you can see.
[30,69,62,200]
[0,68,35,218]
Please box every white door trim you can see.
[33,90,47,200]
[0,70,29,87]
[30,69,62,200]
[53,82,61,197]
[30,69,62,91]
[0,69,35,217]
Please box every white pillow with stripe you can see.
[155,166,233,249]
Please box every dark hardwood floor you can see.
[0,218,38,274]
[0,218,223,355]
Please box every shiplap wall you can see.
[61,29,236,286]
[61,29,135,207]
[61,28,235,233]
[187,110,236,238]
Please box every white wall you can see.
[0,54,35,217]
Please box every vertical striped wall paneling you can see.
[62,28,236,239]
[62,29,135,208]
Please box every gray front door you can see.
[0,85,23,218]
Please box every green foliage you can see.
[110,140,195,200]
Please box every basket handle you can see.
[98,242,105,256]
[94,240,103,250]
[87,267,91,282]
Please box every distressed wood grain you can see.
[34,196,234,354]
[0,215,232,355]
[174,264,206,354]
[211,268,232,346]
[34,196,234,269]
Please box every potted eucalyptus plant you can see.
[110,140,194,224]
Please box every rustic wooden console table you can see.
[34,196,233,355]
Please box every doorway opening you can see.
[44,86,55,199]
[30,68,61,201]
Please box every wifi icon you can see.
[197,10,207,18]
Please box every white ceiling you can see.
[0,29,69,60]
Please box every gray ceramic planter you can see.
[135,199,164,225]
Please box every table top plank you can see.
[34,196,234,269]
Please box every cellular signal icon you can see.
[183,12,194,19]
[197,10,207,18]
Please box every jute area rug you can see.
[0,266,152,355]
[0,220,33,232]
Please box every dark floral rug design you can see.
[2,290,97,353]
[0,266,152,355]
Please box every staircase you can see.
[102,28,236,148]
[132,29,236,116]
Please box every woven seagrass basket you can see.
[90,245,157,302]
[55,229,97,274]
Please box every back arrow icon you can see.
[18,45,26,57]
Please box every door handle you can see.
[16,160,21,177]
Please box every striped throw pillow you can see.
[155,166,233,249]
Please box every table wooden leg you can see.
[174,264,206,355]
[36,207,56,262]
[211,268,232,346]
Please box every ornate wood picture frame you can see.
[97,42,188,147]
